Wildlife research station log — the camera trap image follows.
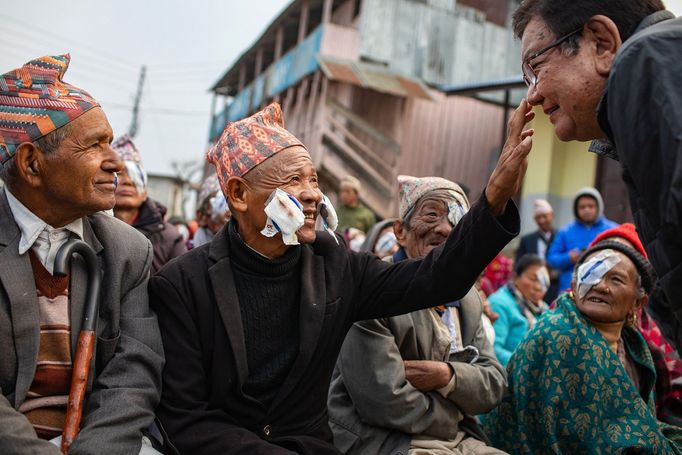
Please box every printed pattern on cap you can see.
[0,54,99,164]
[206,103,303,192]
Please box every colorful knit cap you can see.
[0,54,99,165]
[397,175,469,220]
[112,133,142,163]
[112,134,147,193]
[206,102,303,192]
[590,222,647,259]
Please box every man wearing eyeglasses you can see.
[512,0,682,353]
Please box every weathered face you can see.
[521,17,607,141]
[114,165,147,211]
[339,185,358,207]
[574,250,643,324]
[396,195,453,259]
[40,107,121,220]
[576,196,598,224]
[242,145,322,245]
[534,211,554,232]
[514,264,549,304]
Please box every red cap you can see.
[590,223,647,258]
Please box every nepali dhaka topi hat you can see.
[0,54,99,164]
[206,102,303,194]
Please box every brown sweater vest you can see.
[18,251,73,440]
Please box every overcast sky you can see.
[1,0,291,178]
[2,0,681,179]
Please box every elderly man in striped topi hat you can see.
[0,55,163,454]
[149,98,535,454]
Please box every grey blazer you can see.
[328,288,506,455]
[0,189,164,455]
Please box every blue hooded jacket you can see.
[547,187,617,292]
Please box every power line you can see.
[0,39,137,92]
[101,101,208,117]
[0,13,139,71]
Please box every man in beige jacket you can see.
[328,175,507,455]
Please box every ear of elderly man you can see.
[0,55,163,454]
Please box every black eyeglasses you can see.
[522,27,583,87]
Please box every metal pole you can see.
[129,65,147,138]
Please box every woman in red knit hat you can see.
[590,223,682,427]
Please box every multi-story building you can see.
[208,0,629,231]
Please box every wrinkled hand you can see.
[485,99,535,215]
[404,360,452,392]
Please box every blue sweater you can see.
[489,286,529,367]
[547,217,617,292]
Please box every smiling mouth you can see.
[586,295,609,304]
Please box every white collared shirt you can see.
[5,190,84,275]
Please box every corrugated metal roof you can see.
[318,56,434,100]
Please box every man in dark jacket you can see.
[516,198,558,302]
[112,134,186,274]
[149,100,534,454]
[512,0,682,350]
[0,54,163,455]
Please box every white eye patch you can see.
[447,201,467,226]
[209,192,228,222]
[261,188,305,245]
[316,193,339,244]
[536,267,550,293]
[576,251,621,299]
[124,161,147,194]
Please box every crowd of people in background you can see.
[1,0,682,453]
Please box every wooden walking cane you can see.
[53,240,101,454]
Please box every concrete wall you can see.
[358,0,520,86]
[147,174,186,219]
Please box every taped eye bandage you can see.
[317,194,339,244]
[209,192,228,222]
[576,251,621,299]
[447,201,467,226]
[124,161,148,194]
[536,267,550,293]
[261,188,305,245]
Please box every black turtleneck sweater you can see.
[227,220,302,408]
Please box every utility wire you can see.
[102,101,208,117]
[0,13,139,70]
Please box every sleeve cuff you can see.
[436,363,457,398]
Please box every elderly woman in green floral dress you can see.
[485,240,682,454]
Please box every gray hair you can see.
[0,124,72,184]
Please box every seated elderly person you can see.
[191,173,230,248]
[589,223,682,428]
[328,175,507,455]
[149,99,534,454]
[488,254,549,366]
[0,55,163,454]
[112,134,186,273]
[485,241,682,453]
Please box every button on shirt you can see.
[5,190,84,275]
